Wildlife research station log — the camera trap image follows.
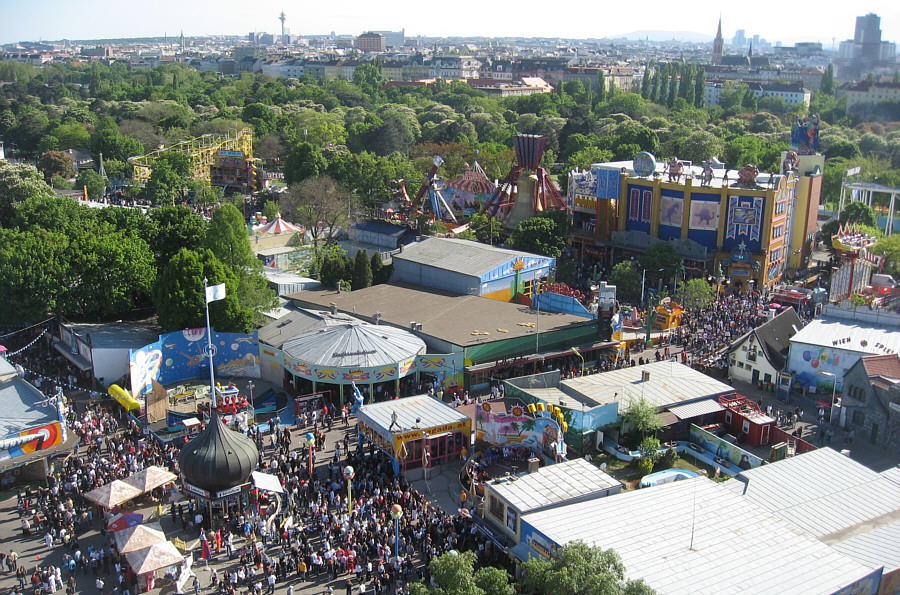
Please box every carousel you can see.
[281,321,426,406]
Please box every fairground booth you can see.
[356,395,471,477]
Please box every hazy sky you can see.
[2,0,898,47]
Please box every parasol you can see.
[125,541,184,574]
[108,512,144,532]
[124,466,177,494]
[84,480,143,509]
[0,345,7,352]
[114,523,165,554]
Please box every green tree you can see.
[370,250,387,285]
[621,395,663,439]
[409,550,514,595]
[824,140,862,161]
[608,262,642,304]
[317,243,350,288]
[874,234,900,276]
[203,203,255,271]
[640,65,652,100]
[283,142,328,186]
[152,248,252,332]
[38,150,76,182]
[352,249,373,290]
[508,215,566,258]
[0,161,55,227]
[148,205,207,270]
[821,64,835,96]
[0,228,72,322]
[520,541,655,595]
[675,278,714,309]
[693,68,706,108]
[75,169,107,199]
[638,242,680,279]
[143,158,185,205]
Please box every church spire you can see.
[711,15,724,65]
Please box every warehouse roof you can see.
[726,448,900,572]
[286,283,593,348]
[393,237,552,278]
[789,316,900,355]
[522,477,872,595]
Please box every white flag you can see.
[205,283,226,303]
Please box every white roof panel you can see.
[358,395,470,435]
[489,459,620,513]
[522,477,872,595]
[789,316,900,356]
[667,399,725,420]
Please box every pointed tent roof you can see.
[178,413,258,493]
[257,216,301,235]
[447,162,496,195]
[124,466,177,493]
[282,322,426,370]
[84,480,143,509]
[114,522,166,554]
[125,541,184,574]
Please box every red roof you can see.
[861,354,900,380]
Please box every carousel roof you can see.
[282,322,426,369]
[257,216,301,235]
[177,413,258,493]
[447,162,495,195]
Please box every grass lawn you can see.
[592,451,730,490]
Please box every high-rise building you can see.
[835,13,897,82]
[732,29,746,48]
[711,17,724,65]
[854,13,882,59]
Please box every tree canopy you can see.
[519,541,655,595]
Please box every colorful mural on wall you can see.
[690,425,763,469]
[130,328,260,396]
[475,403,565,459]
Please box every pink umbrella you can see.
[0,345,7,352]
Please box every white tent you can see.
[251,471,284,494]
[125,541,184,574]
[84,480,143,509]
[114,523,166,554]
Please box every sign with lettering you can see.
[633,152,656,178]
[391,420,471,450]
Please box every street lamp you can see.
[390,504,403,563]
[570,347,584,377]
[343,465,355,516]
[306,432,316,478]
[247,381,254,404]
[819,371,839,424]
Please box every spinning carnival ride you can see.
[390,156,459,223]
[480,134,568,229]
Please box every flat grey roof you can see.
[286,282,594,348]
[358,394,470,435]
[66,320,161,350]
[394,237,550,278]
[789,317,900,355]
[726,448,900,571]
[522,477,871,595]
[489,458,620,514]
[558,360,734,412]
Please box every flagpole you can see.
[204,277,217,409]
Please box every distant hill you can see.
[613,30,714,43]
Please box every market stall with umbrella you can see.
[124,466,177,494]
[108,512,144,532]
[114,523,165,554]
[84,480,143,509]
[125,541,185,590]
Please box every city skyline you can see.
[2,0,899,48]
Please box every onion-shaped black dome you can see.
[178,413,258,493]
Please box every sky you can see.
[2,0,899,48]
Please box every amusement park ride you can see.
[828,223,889,303]
[480,134,568,229]
[390,156,458,223]
[389,134,569,229]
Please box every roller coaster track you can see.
[129,128,254,184]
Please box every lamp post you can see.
[390,504,403,563]
[248,381,254,404]
[820,371,839,424]
[343,465,355,516]
[571,347,584,377]
[306,432,316,478]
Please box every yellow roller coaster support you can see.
[129,128,254,183]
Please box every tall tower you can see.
[712,16,724,65]
[279,11,286,45]
[180,31,185,54]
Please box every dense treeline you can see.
[3,59,899,209]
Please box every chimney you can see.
[410,321,417,331]
[641,370,650,382]
[329,302,337,315]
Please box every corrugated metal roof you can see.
[521,477,870,595]
[881,467,900,487]
[829,515,900,572]
[488,459,620,514]
[726,448,900,572]
[393,237,551,278]
[667,399,725,420]
[0,376,63,438]
[282,323,426,369]
[790,317,900,356]
[358,394,469,434]
[560,361,734,412]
